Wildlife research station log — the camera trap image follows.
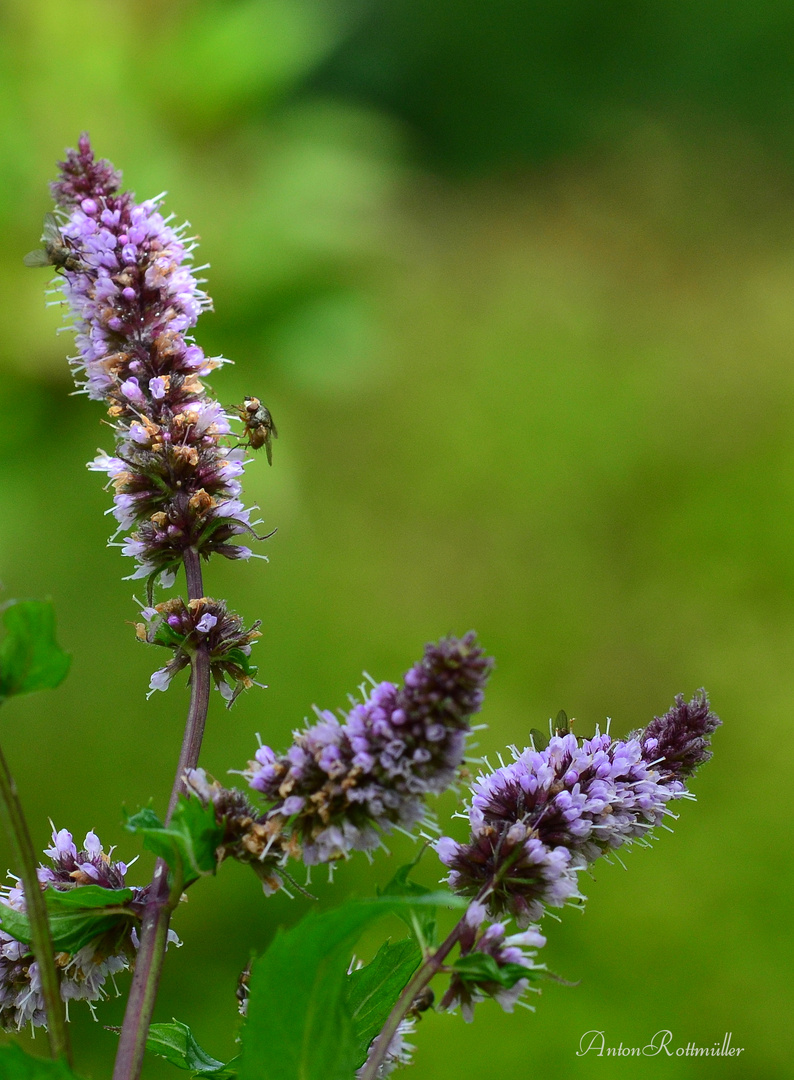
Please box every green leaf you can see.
[0,601,70,703]
[346,938,420,1068]
[378,859,466,945]
[0,1043,84,1079]
[554,709,570,735]
[126,796,223,887]
[451,951,546,989]
[0,885,136,953]
[240,901,402,1080]
[146,1021,235,1075]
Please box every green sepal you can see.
[0,601,70,704]
[0,1044,85,1079]
[0,884,136,954]
[145,1021,237,1076]
[451,950,546,989]
[529,727,550,751]
[222,647,257,679]
[150,622,187,650]
[554,709,570,735]
[346,937,421,1068]
[125,797,223,887]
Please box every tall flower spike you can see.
[43,134,264,590]
[437,692,720,926]
[243,633,493,866]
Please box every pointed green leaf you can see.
[146,1021,235,1075]
[240,902,400,1080]
[126,796,223,886]
[0,884,136,953]
[378,860,466,945]
[0,601,70,703]
[346,938,420,1067]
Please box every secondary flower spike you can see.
[42,135,264,588]
[0,827,154,1030]
[437,692,720,926]
[244,633,493,865]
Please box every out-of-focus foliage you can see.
[0,1,790,1078]
[313,0,794,173]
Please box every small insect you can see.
[407,987,435,1017]
[23,213,83,273]
[235,396,278,465]
[235,961,251,1015]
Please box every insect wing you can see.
[23,249,51,267]
[41,213,63,246]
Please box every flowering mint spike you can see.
[136,597,261,705]
[37,135,270,587]
[439,902,546,1022]
[0,827,146,1030]
[243,634,493,866]
[636,690,722,779]
[436,695,720,926]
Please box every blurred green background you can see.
[0,0,791,1076]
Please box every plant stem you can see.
[358,920,464,1080]
[112,547,210,1080]
[0,742,71,1063]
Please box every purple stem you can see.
[112,547,210,1080]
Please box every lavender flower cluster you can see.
[243,633,493,866]
[436,691,721,927]
[439,900,546,1022]
[0,828,148,1030]
[45,136,261,588]
[136,597,262,704]
[185,635,492,889]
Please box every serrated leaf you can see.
[126,796,223,886]
[240,902,403,1080]
[0,885,136,953]
[146,1021,234,1075]
[0,1043,85,1079]
[0,601,70,703]
[346,938,420,1067]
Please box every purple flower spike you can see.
[437,695,719,925]
[636,690,722,779]
[0,826,147,1031]
[244,633,493,865]
[38,135,270,588]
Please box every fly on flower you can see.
[235,397,277,465]
[23,212,83,272]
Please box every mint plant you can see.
[0,137,721,1080]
